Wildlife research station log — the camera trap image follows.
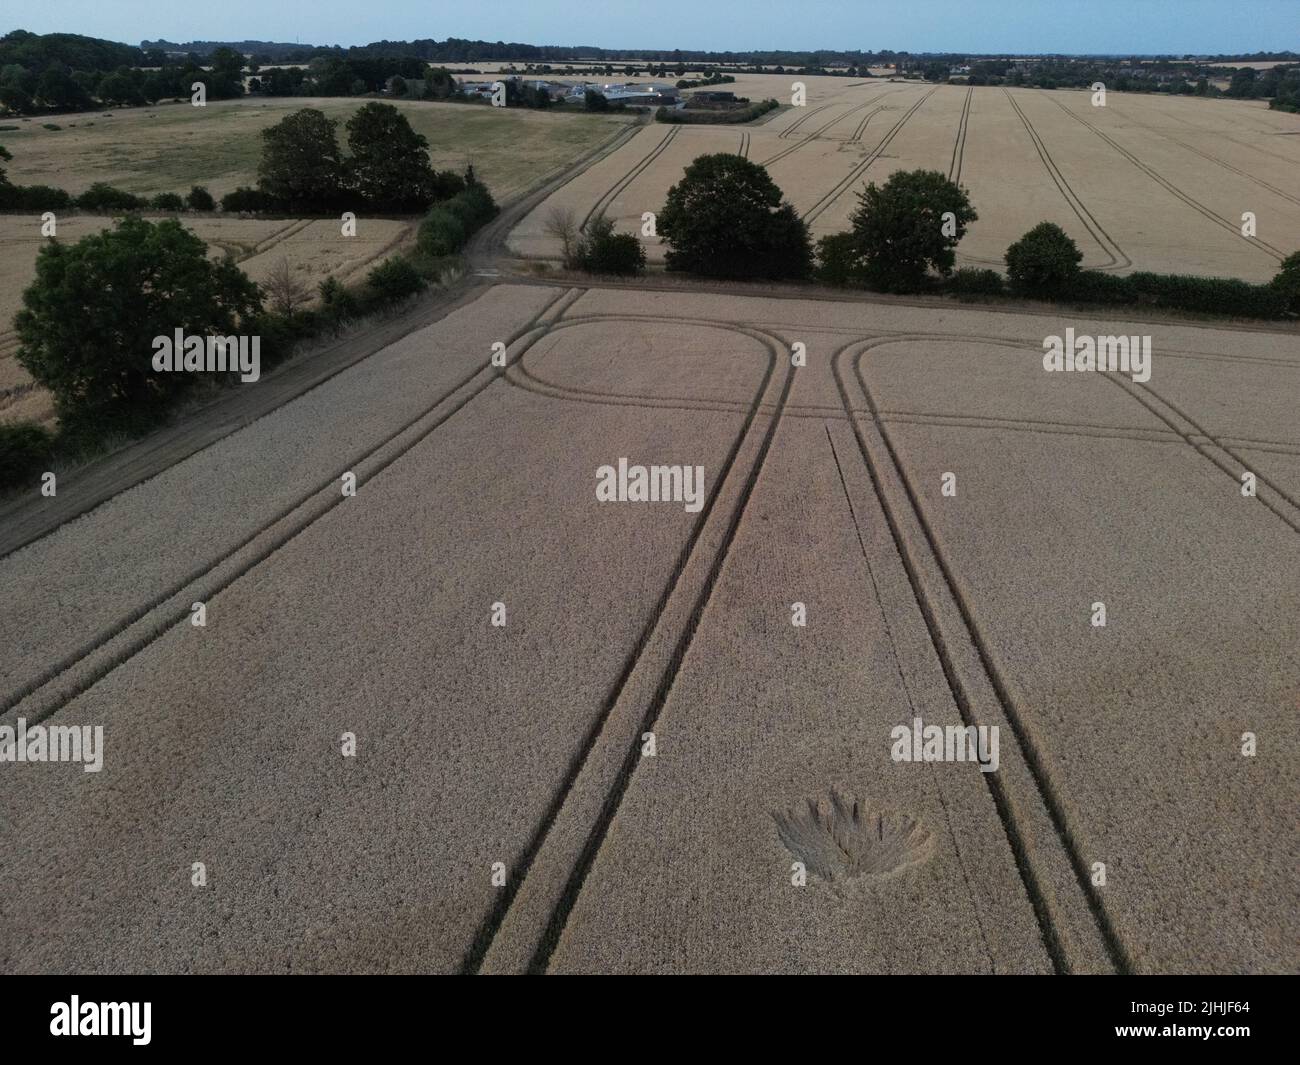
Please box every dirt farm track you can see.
[0,78,1298,975]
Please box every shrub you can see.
[365,256,426,304]
[0,421,54,494]
[150,192,185,211]
[814,232,863,287]
[221,186,278,213]
[414,183,497,257]
[1004,222,1083,296]
[1123,271,1287,318]
[15,216,261,430]
[946,267,1005,298]
[0,183,72,210]
[1068,269,1136,305]
[42,123,61,131]
[658,152,812,280]
[575,215,645,275]
[318,275,360,327]
[75,183,145,211]
[186,185,215,211]
[849,169,977,292]
[417,207,466,256]
[1271,251,1300,314]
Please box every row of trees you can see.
[252,103,464,213]
[550,152,1299,322]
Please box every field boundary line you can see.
[949,86,973,184]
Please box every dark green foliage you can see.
[1123,271,1287,318]
[185,185,215,211]
[257,108,344,212]
[0,182,72,209]
[584,90,609,111]
[814,232,863,287]
[575,215,645,275]
[656,99,779,124]
[149,191,185,211]
[658,152,812,280]
[345,102,442,211]
[364,256,426,303]
[1271,251,1300,313]
[318,274,361,328]
[417,209,466,256]
[220,186,279,213]
[414,183,497,256]
[14,217,261,430]
[946,267,1005,298]
[848,169,977,292]
[1004,221,1083,296]
[0,420,54,494]
[75,182,145,211]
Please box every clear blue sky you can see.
[9,0,1298,54]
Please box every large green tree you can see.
[658,153,812,280]
[257,108,345,211]
[848,169,977,292]
[345,102,441,211]
[15,217,261,430]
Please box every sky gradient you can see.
[9,0,1298,55]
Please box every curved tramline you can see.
[580,125,680,232]
[1001,88,1131,271]
[800,87,938,224]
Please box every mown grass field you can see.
[0,96,633,200]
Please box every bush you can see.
[150,192,185,211]
[318,275,361,328]
[75,183,145,211]
[656,99,779,124]
[365,256,426,304]
[1005,222,1083,296]
[1271,251,1300,314]
[1124,271,1287,318]
[848,169,977,292]
[186,185,215,211]
[946,267,1005,298]
[814,232,863,287]
[1068,269,1136,305]
[42,123,61,131]
[417,208,466,256]
[658,152,812,280]
[414,182,497,257]
[221,186,279,213]
[0,183,73,210]
[574,215,646,275]
[0,421,54,494]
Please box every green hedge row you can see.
[415,182,498,256]
[656,99,780,124]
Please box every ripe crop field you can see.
[1,281,1296,973]
[510,79,1300,280]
